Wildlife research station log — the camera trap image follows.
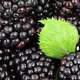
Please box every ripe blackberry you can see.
[53,0,80,50]
[0,0,55,49]
[0,0,43,49]
[59,52,80,80]
[0,16,39,49]
[0,0,54,19]
[10,47,56,80]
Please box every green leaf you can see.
[38,18,79,59]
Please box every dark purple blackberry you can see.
[0,16,39,49]
[59,52,80,80]
[51,0,80,28]
[0,0,42,49]
[9,47,56,80]
[55,0,80,29]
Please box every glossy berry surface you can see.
[0,0,49,49]
[59,52,80,80]
[10,47,56,80]
[0,0,80,80]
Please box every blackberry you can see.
[0,0,42,49]
[0,0,55,49]
[10,47,56,80]
[0,16,39,49]
[59,52,80,80]
[55,0,80,29]
[51,0,79,27]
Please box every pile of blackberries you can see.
[0,0,80,80]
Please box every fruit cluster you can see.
[0,0,80,80]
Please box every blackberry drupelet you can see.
[59,52,80,80]
[10,47,56,80]
[0,64,11,80]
